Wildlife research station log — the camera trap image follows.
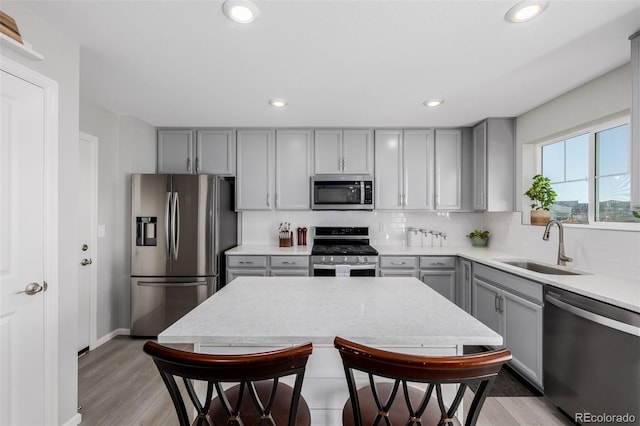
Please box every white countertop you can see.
[376,245,640,314]
[226,245,313,255]
[158,276,503,347]
[226,244,640,313]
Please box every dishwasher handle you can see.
[546,294,640,337]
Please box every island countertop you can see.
[158,276,502,347]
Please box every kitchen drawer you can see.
[419,256,456,269]
[270,256,309,269]
[379,256,417,269]
[227,255,268,268]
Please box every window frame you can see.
[536,115,639,232]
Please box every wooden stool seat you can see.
[334,336,512,426]
[144,341,313,426]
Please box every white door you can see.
[77,133,97,352]
[0,67,47,425]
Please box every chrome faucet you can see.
[543,220,573,266]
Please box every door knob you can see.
[18,282,43,295]
[81,258,93,266]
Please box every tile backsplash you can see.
[240,210,640,280]
[240,210,483,247]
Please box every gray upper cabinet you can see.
[275,129,313,210]
[236,129,274,210]
[434,129,462,210]
[375,130,434,210]
[631,32,640,211]
[157,128,235,175]
[157,129,193,173]
[472,118,515,211]
[314,129,373,175]
[196,129,235,175]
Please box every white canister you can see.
[407,227,421,247]
[420,229,432,247]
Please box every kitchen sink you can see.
[497,260,585,275]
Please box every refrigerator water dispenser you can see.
[136,216,157,246]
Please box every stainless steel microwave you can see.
[311,175,373,210]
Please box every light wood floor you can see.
[78,336,575,425]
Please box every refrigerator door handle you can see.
[164,191,171,259]
[137,281,207,288]
[172,191,180,260]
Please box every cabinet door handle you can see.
[391,261,406,265]
[195,157,200,172]
[495,295,500,311]
[281,261,296,265]
[342,157,347,171]
[430,262,445,266]
[267,194,271,208]
[238,261,254,265]
[187,157,192,172]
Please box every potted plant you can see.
[524,174,556,225]
[466,230,490,247]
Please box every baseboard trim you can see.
[92,328,130,350]
[61,412,81,426]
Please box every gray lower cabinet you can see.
[270,256,310,276]
[472,263,543,389]
[227,255,309,281]
[457,259,472,313]
[378,256,418,277]
[226,255,268,282]
[419,256,456,303]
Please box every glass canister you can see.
[406,227,421,247]
[420,229,433,247]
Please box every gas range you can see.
[311,227,378,274]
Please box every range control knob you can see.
[343,256,348,263]
[330,256,334,263]
[355,256,360,263]
[363,257,368,263]
[321,256,326,263]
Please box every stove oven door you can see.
[312,264,377,277]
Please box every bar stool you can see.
[334,336,512,426]
[144,341,313,426]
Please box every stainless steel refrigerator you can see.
[130,174,237,336]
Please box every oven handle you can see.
[313,264,376,270]
[546,294,640,337]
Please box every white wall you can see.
[80,99,155,338]
[1,3,80,424]
[487,64,640,280]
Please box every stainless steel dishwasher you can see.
[544,287,640,425]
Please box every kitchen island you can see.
[159,276,503,425]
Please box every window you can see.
[540,118,639,226]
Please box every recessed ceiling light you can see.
[423,99,444,108]
[269,98,288,108]
[505,1,549,23]
[222,0,260,24]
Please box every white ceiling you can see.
[18,0,640,128]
